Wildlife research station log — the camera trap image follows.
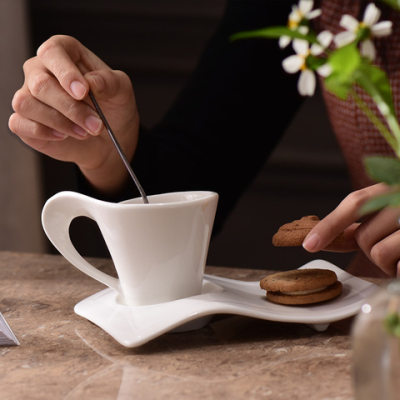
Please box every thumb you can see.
[84,69,133,105]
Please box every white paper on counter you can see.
[0,312,19,346]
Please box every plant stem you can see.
[351,89,399,155]
[355,71,400,154]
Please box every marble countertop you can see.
[0,251,361,399]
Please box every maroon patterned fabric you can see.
[314,0,400,189]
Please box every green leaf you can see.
[323,77,352,99]
[230,26,317,44]
[328,44,361,76]
[384,312,400,336]
[306,55,326,70]
[379,0,400,10]
[364,156,400,184]
[360,190,400,214]
[355,61,395,117]
[354,61,400,156]
[351,90,397,152]
[385,312,400,329]
[323,44,361,99]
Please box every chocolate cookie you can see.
[272,215,346,247]
[260,268,342,305]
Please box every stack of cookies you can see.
[260,215,343,306]
[260,269,342,305]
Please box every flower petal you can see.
[317,30,333,47]
[298,26,309,35]
[307,9,322,19]
[363,3,381,27]
[298,69,316,96]
[282,55,304,73]
[371,20,393,37]
[289,8,302,24]
[317,63,332,77]
[361,39,376,61]
[293,38,309,55]
[299,0,313,15]
[310,31,333,56]
[340,14,359,32]
[334,31,356,47]
[279,35,291,49]
[310,31,332,55]
[310,43,323,55]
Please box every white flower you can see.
[334,3,392,60]
[279,26,308,49]
[317,63,333,78]
[310,30,333,55]
[282,31,333,96]
[279,0,321,48]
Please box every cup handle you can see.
[41,191,120,292]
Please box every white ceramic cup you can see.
[41,191,218,306]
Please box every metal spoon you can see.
[89,91,149,204]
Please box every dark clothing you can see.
[81,0,303,233]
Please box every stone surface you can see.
[0,251,361,399]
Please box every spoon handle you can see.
[89,91,149,204]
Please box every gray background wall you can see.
[1,0,354,270]
[0,0,45,253]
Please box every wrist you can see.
[80,154,130,196]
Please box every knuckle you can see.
[58,70,77,86]
[37,35,78,58]
[64,100,81,120]
[36,38,55,58]
[354,224,371,248]
[114,69,132,90]
[11,89,29,113]
[114,69,130,82]
[90,71,105,87]
[370,242,390,269]
[30,122,44,139]
[343,188,370,210]
[29,73,51,97]
[8,114,19,133]
[22,57,35,73]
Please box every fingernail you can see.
[85,115,102,134]
[72,125,88,137]
[52,130,67,139]
[70,81,87,99]
[303,233,320,252]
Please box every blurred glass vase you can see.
[352,280,400,399]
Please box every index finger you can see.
[303,183,390,252]
[36,35,108,100]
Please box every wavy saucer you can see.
[74,259,378,347]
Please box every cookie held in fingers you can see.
[260,268,342,305]
[272,215,346,247]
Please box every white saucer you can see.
[74,259,379,347]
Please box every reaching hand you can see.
[9,35,140,194]
[303,183,400,276]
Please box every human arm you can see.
[8,35,139,195]
[11,1,303,231]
